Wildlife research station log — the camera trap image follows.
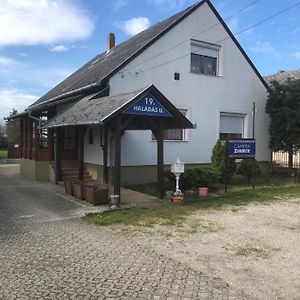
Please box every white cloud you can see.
[249,41,281,59]
[50,45,69,52]
[0,0,94,46]
[0,56,16,65]
[118,17,151,36]
[113,0,128,9]
[0,56,74,90]
[149,0,188,11]
[0,89,39,119]
[294,51,300,60]
[17,52,27,57]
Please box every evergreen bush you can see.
[237,159,261,183]
[211,139,236,183]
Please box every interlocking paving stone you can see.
[0,220,250,300]
[0,165,250,299]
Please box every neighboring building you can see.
[11,0,271,190]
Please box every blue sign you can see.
[123,93,171,117]
[228,139,256,158]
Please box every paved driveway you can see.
[0,165,98,226]
[0,165,247,299]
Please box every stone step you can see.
[63,175,93,181]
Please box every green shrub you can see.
[164,167,219,191]
[211,139,236,183]
[237,159,261,183]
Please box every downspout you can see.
[28,111,42,129]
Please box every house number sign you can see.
[123,93,171,117]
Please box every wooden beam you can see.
[24,119,27,159]
[103,125,108,184]
[54,128,61,184]
[29,120,33,160]
[78,126,86,181]
[34,123,39,160]
[20,118,24,158]
[157,120,164,199]
[114,117,121,196]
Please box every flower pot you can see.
[172,195,183,203]
[63,178,74,196]
[84,185,109,205]
[199,187,208,197]
[73,181,85,200]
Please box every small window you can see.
[152,110,187,141]
[39,116,48,149]
[191,40,220,76]
[88,128,94,145]
[220,113,245,141]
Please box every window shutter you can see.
[191,45,219,58]
[220,114,244,134]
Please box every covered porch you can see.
[45,85,194,199]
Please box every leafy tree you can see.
[237,159,261,183]
[0,122,8,149]
[6,109,20,146]
[266,79,300,175]
[211,139,236,183]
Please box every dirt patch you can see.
[117,200,300,299]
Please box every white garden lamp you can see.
[171,158,185,195]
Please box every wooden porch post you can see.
[20,118,24,158]
[113,117,121,196]
[54,128,62,184]
[78,126,86,181]
[29,120,33,160]
[103,125,109,184]
[157,120,164,199]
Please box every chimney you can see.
[107,33,115,52]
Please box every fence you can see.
[272,151,300,168]
[7,147,21,159]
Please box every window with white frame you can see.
[191,40,220,76]
[219,113,245,140]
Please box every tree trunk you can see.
[288,148,293,177]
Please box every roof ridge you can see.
[29,1,206,108]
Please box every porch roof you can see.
[45,85,194,130]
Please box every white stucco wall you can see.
[84,126,103,165]
[85,2,270,166]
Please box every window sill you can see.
[150,140,190,143]
[190,71,223,78]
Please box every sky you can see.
[0,0,300,120]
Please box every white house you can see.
[13,0,270,195]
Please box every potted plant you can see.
[171,191,183,203]
[198,187,208,197]
[72,180,85,200]
[63,178,74,196]
[84,185,109,205]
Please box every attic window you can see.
[191,40,220,76]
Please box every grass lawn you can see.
[84,177,300,227]
[0,150,7,159]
